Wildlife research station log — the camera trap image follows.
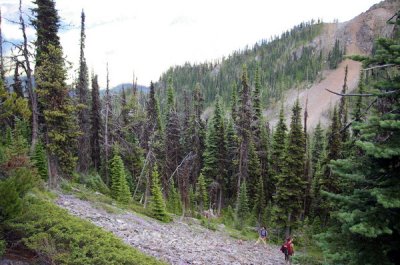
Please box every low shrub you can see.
[7,196,166,265]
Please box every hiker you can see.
[254,226,268,246]
[280,236,294,265]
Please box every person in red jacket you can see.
[280,236,294,264]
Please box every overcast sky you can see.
[2,0,382,87]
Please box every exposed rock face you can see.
[266,0,400,131]
[57,194,285,265]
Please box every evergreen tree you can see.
[76,10,90,173]
[338,65,349,143]
[225,120,239,201]
[237,65,252,195]
[90,74,102,172]
[253,175,267,225]
[201,98,227,214]
[230,82,239,124]
[235,181,249,229]
[164,79,181,196]
[109,153,131,203]
[32,0,60,69]
[248,139,261,205]
[149,166,169,222]
[167,182,182,215]
[32,140,48,181]
[271,105,287,195]
[320,14,400,264]
[274,100,305,234]
[35,45,78,184]
[195,173,208,212]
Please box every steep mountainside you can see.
[156,0,400,130]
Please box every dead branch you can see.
[362,64,396,71]
[325,88,398,97]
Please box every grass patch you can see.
[6,194,167,265]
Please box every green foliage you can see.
[274,100,305,230]
[0,78,31,127]
[35,44,78,178]
[327,39,344,69]
[7,196,166,265]
[319,13,400,265]
[0,238,5,257]
[0,177,23,221]
[235,182,249,230]
[195,173,208,212]
[149,167,170,222]
[32,141,48,181]
[110,154,131,203]
[75,173,110,195]
[167,182,182,215]
[157,21,324,109]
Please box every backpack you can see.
[260,229,267,237]
[280,242,294,255]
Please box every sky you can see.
[1,0,383,88]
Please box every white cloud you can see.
[2,0,383,87]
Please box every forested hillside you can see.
[0,0,399,264]
[156,20,331,111]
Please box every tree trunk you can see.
[19,0,38,153]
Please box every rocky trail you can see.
[56,194,285,265]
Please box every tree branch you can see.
[362,64,396,71]
[325,88,398,97]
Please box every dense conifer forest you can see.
[0,0,399,264]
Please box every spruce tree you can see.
[149,166,169,222]
[271,105,287,194]
[237,65,252,195]
[32,140,48,181]
[76,10,90,173]
[319,14,400,264]
[32,0,60,69]
[33,0,77,184]
[90,74,102,172]
[164,79,181,196]
[109,153,131,203]
[248,139,261,205]
[274,100,305,234]
[201,98,227,214]
[195,173,208,212]
[35,45,78,183]
[225,120,239,200]
[235,181,249,230]
[253,175,267,225]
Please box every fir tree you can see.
[32,140,48,181]
[237,65,252,195]
[201,97,227,214]
[195,173,208,212]
[274,100,305,234]
[338,65,349,143]
[271,105,287,194]
[248,139,261,205]
[35,45,78,183]
[235,181,249,229]
[109,153,131,203]
[253,175,267,225]
[230,82,239,124]
[225,120,239,200]
[76,10,90,173]
[320,14,400,264]
[32,0,60,69]
[149,166,169,222]
[90,74,102,172]
[164,79,181,196]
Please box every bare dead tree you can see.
[19,0,38,152]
